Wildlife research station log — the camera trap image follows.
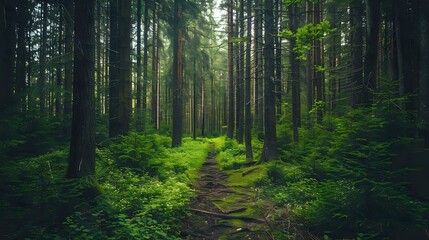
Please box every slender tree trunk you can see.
[193,57,197,140]
[289,3,300,143]
[253,0,262,132]
[418,0,429,147]
[55,6,63,117]
[274,0,282,118]
[118,0,132,134]
[227,0,235,139]
[245,0,253,159]
[363,0,381,105]
[235,0,244,143]
[96,0,101,115]
[63,0,74,136]
[306,1,313,126]
[66,0,96,178]
[109,0,120,137]
[0,0,16,112]
[313,1,323,123]
[39,2,48,116]
[136,0,142,131]
[350,0,363,107]
[261,0,277,161]
[394,0,415,112]
[142,0,149,131]
[151,1,158,129]
[172,0,183,147]
[17,0,28,114]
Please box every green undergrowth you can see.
[257,106,429,239]
[0,133,211,239]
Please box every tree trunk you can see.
[17,0,28,114]
[313,1,323,123]
[254,0,263,133]
[261,0,277,161]
[418,0,429,147]
[245,0,253,159]
[0,0,15,112]
[227,0,235,139]
[63,0,74,136]
[96,0,101,115]
[289,3,300,143]
[394,0,416,112]
[274,0,282,118]
[136,0,142,131]
[236,0,244,143]
[109,0,120,137]
[66,0,96,178]
[142,0,149,131]
[55,6,63,117]
[39,1,48,116]
[172,0,183,147]
[363,0,381,105]
[118,0,132,134]
[350,0,363,107]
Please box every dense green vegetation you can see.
[0,133,211,239]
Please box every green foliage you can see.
[0,133,211,239]
[279,20,335,61]
[216,139,260,170]
[259,104,428,238]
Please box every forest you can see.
[1,0,429,239]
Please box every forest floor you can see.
[181,143,275,240]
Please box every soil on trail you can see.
[181,143,273,240]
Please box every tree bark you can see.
[118,0,132,134]
[39,1,48,116]
[261,0,277,161]
[172,0,183,147]
[136,0,142,131]
[109,0,120,137]
[142,0,149,131]
[418,0,429,147]
[0,0,15,112]
[363,0,381,105]
[245,0,253,159]
[63,0,74,136]
[350,0,363,107]
[66,0,96,178]
[227,0,235,139]
[236,0,244,143]
[17,0,28,114]
[289,3,300,143]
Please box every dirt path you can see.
[181,143,273,240]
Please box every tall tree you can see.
[418,0,429,147]
[66,0,96,178]
[254,0,263,132]
[244,0,253,159]
[261,0,277,161]
[289,3,300,143]
[274,0,282,117]
[363,0,381,104]
[236,0,244,143]
[16,0,28,114]
[143,0,149,130]
[109,0,120,137]
[0,0,16,112]
[172,0,183,147]
[63,0,74,135]
[118,0,132,134]
[350,0,363,107]
[39,1,48,116]
[136,0,142,131]
[227,0,235,139]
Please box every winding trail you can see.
[182,143,272,240]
